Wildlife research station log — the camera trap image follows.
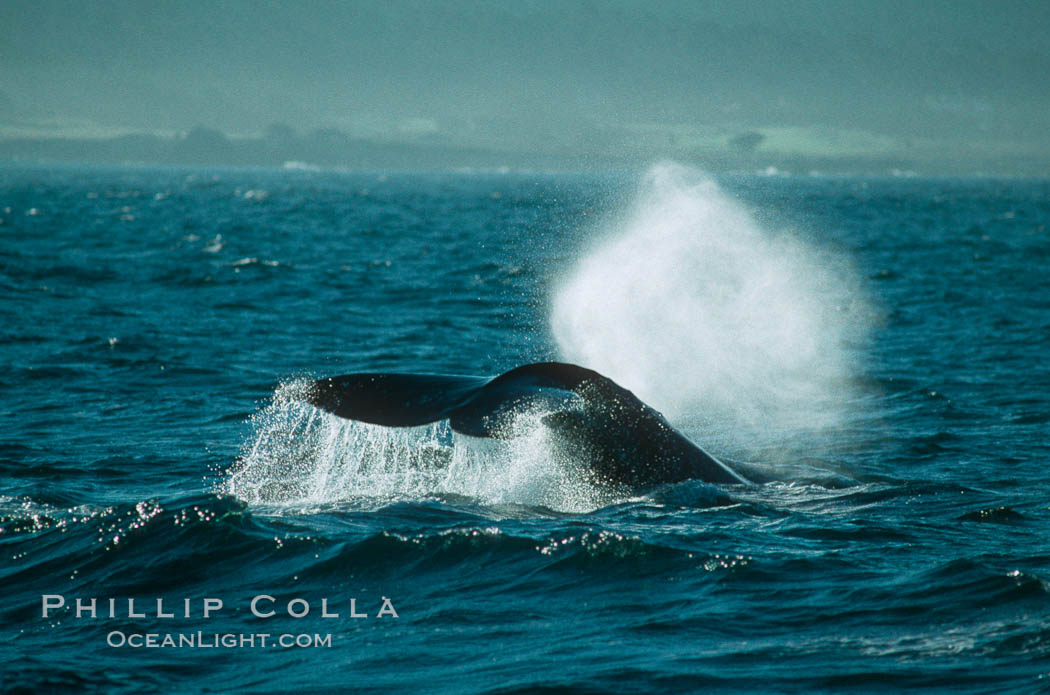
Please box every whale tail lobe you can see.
[307,363,599,437]
[304,362,749,486]
[307,372,490,429]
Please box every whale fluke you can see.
[308,372,490,428]
[306,362,748,488]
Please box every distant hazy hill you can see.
[2,0,1048,173]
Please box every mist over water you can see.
[551,162,870,445]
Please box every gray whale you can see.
[306,362,748,489]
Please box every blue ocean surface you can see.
[2,162,1049,693]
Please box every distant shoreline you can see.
[2,127,1047,178]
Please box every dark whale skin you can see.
[307,362,748,489]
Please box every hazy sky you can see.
[2,0,1048,166]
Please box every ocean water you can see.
[2,162,1049,693]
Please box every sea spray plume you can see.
[550,162,868,447]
